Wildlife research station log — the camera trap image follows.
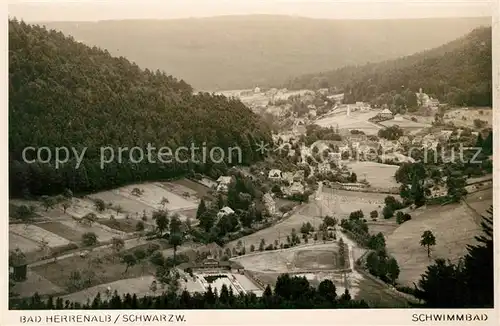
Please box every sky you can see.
[8,0,494,22]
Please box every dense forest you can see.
[40,15,490,90]
[8,19,271,197]
[287,27,492,107]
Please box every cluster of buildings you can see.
[214,175,278,218]
[416,88,440,109]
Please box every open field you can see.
[36,207,75,221]
[443,108,492,129]
[32,250,156,290]
[89,190,156,217]
[315,110,381,135]
[11,270,63,298]
[37,221,85,243]
[58,220,122,243]
[118,183,198,213]
[232,243,341,273]
[379,118,430,130]
[170,179,214,199]
[386,200,486,286]
[464,188,492,216]
[62,275,156,303]
[225,209,321,249]
[355,277,410,308]
[10,224,71,248]
[98,219,141,233]
[9,232,41,252]
[317,189,388,219]
[366,221,399,238]
[344,161,399,190]
[66,198,126,220]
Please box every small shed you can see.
[9,251,27,282]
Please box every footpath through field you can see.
[28,237,149,268]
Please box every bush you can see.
[395,285,418,296]
[396,213,412,224]
[382,206,394,219]
[82,232,98,247]
[146,243,161,255]
[149,251,165,266]
[265,244,274,251]
[349,210,364,220]
[133,249,147,261]
[279,204,295,214]
[136,221,145,232]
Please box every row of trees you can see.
[12,274,368,309]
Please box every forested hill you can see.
[286,26,492,107]
[8,19,271,197]
[39,15,490,91]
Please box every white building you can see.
[380,108,394,119]
[262,193,276,216]
[217,206,235,219]
[317,162,331,174]
[394,114,404,121]
[216,176,232,193]
[268,169,283,180]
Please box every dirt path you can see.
[28,237,148,268]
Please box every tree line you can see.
[11,274,369,309]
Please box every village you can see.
[8,81,493,308]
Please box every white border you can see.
[1,1,499,326]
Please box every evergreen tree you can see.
[196,199,207,219]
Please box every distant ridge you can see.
[37,15,490,90]
[286,26,492,107]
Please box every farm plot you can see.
[443,108,492,129]
[11,270,63,298]
[10,224,71,248]
[317,189,388,219]
[37,207,74,220]
[366,221,399,238]
[97,219,141,233]
[32,249,157,291]
[386,202,483,286]
[37,221,85,243]
[170,178,214,199]
[344,161,399,190]
[464,188,492,215]
[225,210,321,249]
[159,180,200,199]
[89,190,156,217]
[315,111,381,135]
[9,232,40,252]
[379,119,430,130]
[59,220,121,243]
[65,198,125,220]
[118,183,198,213]
[232,243,341,273]
[62,275,156,304]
